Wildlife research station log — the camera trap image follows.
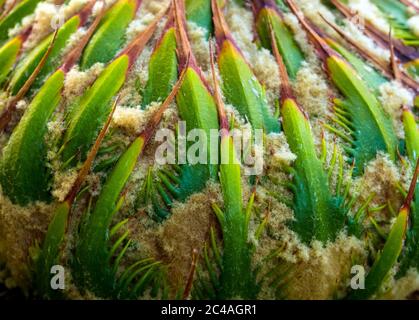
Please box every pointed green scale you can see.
[175,67,220,198]
[0,7,104,206]
[81,0,139,69]
[142,27,178,107]
[0,35,22,86]
[348,109,418,299]
[217,135,258,299]
[203,49,259,299]
[398,109,419,276]
[403,109,419,163]
[74,136,145,296]
[266,10,347,242]
[150,0,220,204]
[34,201,70,298]
[213,0,279,133]
[0,70,64,205]
[61,55,129,164]
[9,15,80,95]
[254,1,305,80]
[327,56,398,174]
[325,37,387,93]
[285,0,398,174]
[0,0,43,44]
[217,41,280,133]
[281,98,345,243]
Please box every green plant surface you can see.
[324,37,387,94]
[185,0,213,39]
[213,0,280,133]
[61,56,129,164]
[9,14,81,95]
[0,0,43,44]
[0,10,104,205]
[72,70,185,299]
[272,38,346,242]
[81,0,140,69]
[141,0,220,216]
[193,46,259,300]
[370,0,419,46]
[281,97,346,242]
[61,12,162,165]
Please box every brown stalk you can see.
[183,248,199,300]
[60,0,106,73]
[389,30,402,81]
[152,5,175,52]
[269,24,291,100]
[319,13,391,74]
[77,0,97,26]
[211,0,233,49]
[319,13,419,92]
[120,4,169,71]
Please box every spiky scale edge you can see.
[72,61,187,299]
[61,7,165,165]
[285,0,397,175]
[194,41,259,299]
[157,0,220,202]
